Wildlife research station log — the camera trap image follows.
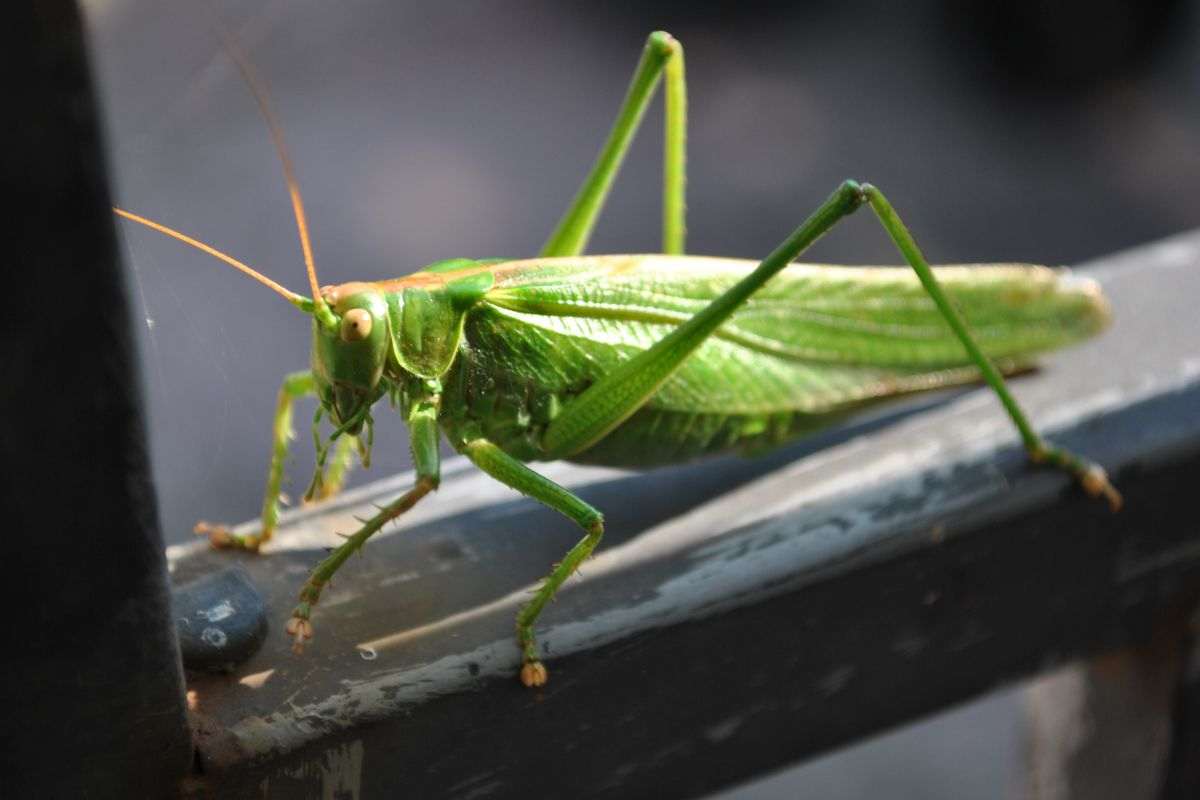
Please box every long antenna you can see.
[213,20,336,328]
[114,207,310,309]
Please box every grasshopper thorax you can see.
[311,269,494,430]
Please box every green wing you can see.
[476,255,1109,416]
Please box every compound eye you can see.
[340,308,373,342]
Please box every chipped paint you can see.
[239,669,276,689]
[198,599,235,622]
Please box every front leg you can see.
[196,369,351,551]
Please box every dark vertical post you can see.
[0,2,192,796]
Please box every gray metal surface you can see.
[173,232,1200,797]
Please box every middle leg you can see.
[287,396,441,652]
[458,437,604,688]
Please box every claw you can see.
[1028,444,1123,513]
[520,661,548,688]
[286,614,313,654]
[1081,465,1123,512]
[194,521,262,551]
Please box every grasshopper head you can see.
[311,282,390,431]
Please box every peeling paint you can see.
[239,669,276,689]
[197,599,235,622]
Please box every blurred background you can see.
[84,0,1200,796]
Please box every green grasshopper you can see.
[117,31,1120,688]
